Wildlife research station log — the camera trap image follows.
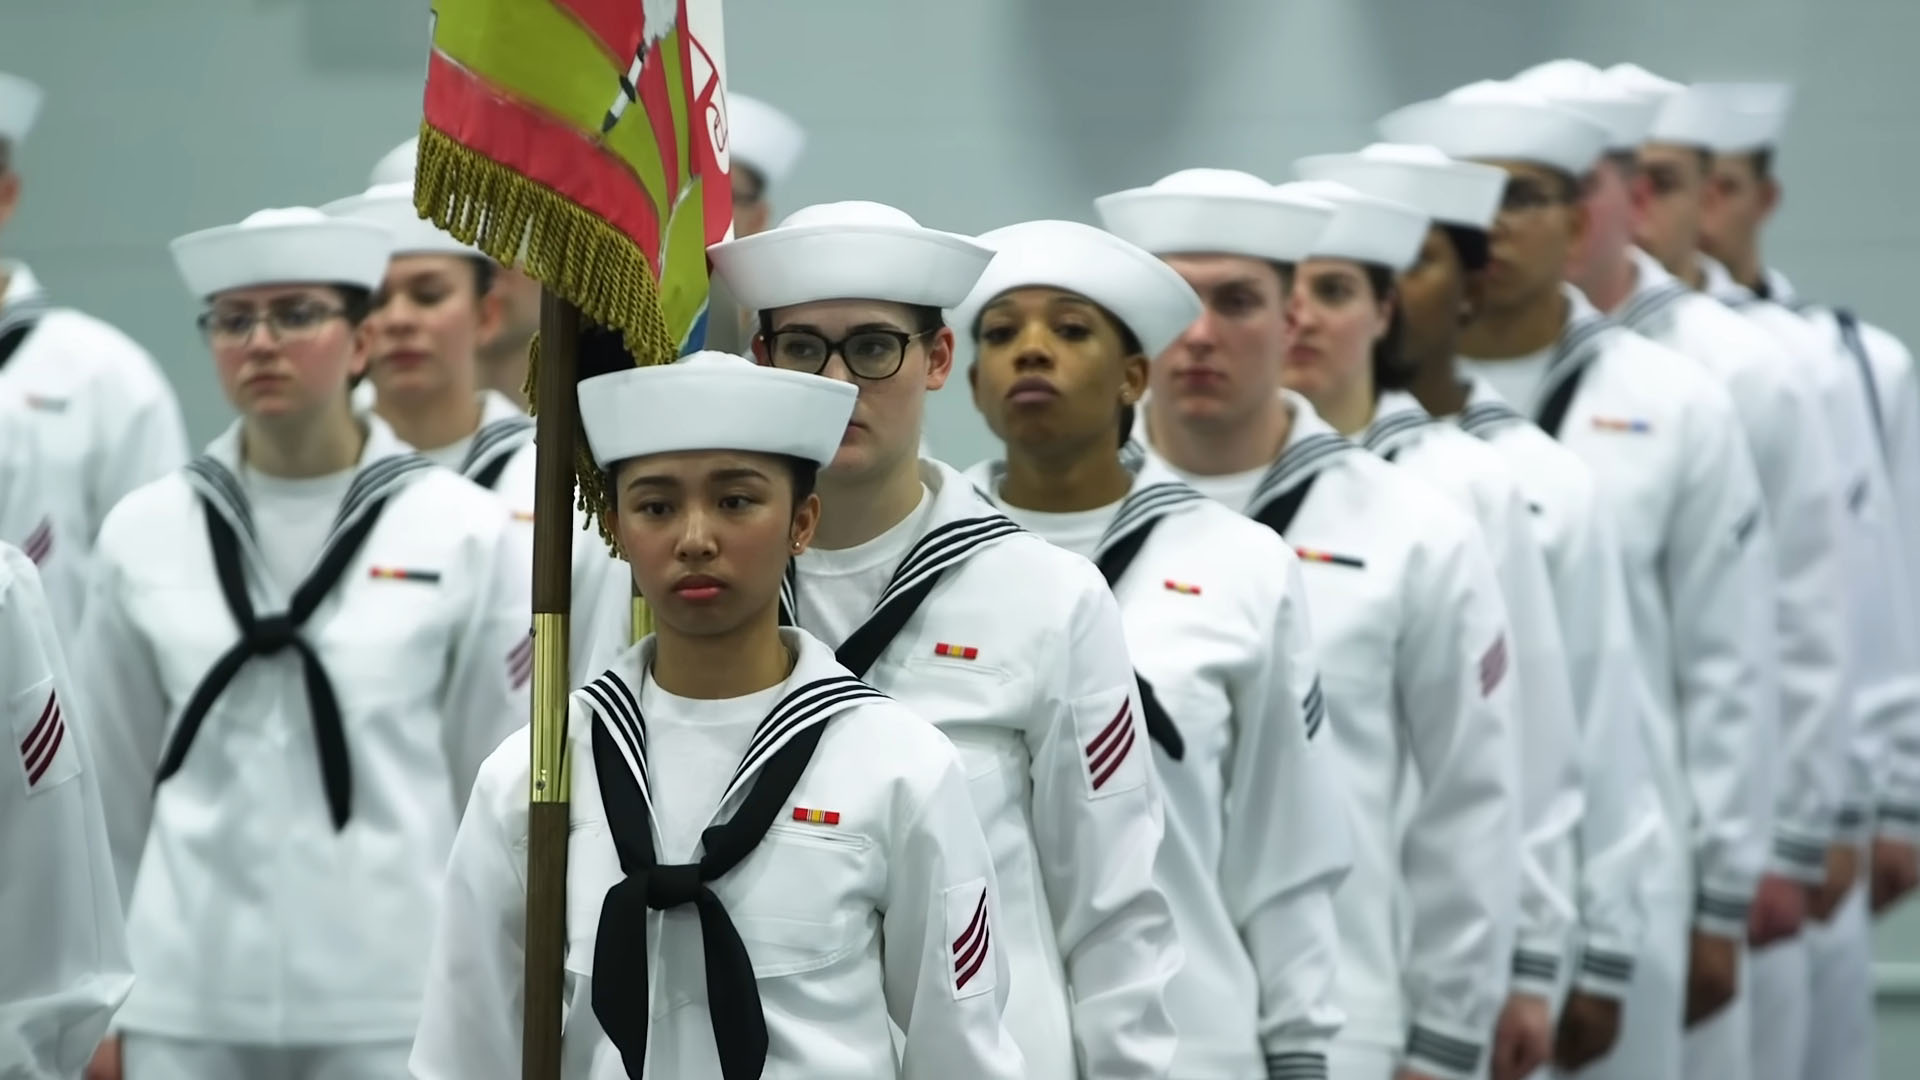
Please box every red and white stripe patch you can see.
[20,518,51,566]
[1084,698,1139,795]
[16,690,71,793]
[507,634,534,690]
[1479,634,1509,697]
[946,881,994,999]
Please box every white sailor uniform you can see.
[411,629,1025,1079]
[1459,289,1776,1080]
[0,540,133,1078]
[970,455,1352,1080]
[1357,390,1583,1004]
[70,416,531,1071]
[1145,392,1522,1080]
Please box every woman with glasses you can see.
[955,218,1353,1080]
[70,206,532,1080]
[694,200,1180,1080]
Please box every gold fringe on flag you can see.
[414,121,675,546]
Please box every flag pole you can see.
[524,291,580,1080]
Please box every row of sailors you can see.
[6,56,1920,1080]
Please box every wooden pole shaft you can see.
[523,291,581,1080]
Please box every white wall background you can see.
[6,0,1920,1066]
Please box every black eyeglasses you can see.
[766,328,932,380]
[197,303,346,345]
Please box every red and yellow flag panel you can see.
[417,0,731,366]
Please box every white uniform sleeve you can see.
[1858,326,1920,832]
[1739,363,1850,881]
[83,335,188,544]
[1028,564,1179,1080]
[1396,523,1522,1080]
[1478,480,1582,998]
[68,533,170,909]
[1669,394,1776,937]
[437,507,534,806]
[885,751,1025,1080]
[410,737,531,1080]
[1555,503,1658,998]
[0,546,133,1078]
[1225,552,1350,1075]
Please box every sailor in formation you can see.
[412,350,1026,1079]
[68,206,532,1079]
[1099,169,1523,1080]
[955,217,1352,1080]
[699,200,1182,1079]
[0,72,190,638]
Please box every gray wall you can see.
[7,0,1920,1066]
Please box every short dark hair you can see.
[1750,147,1776,182]
[472,257,497,297]
[1603,149,1639,179]
[1439,225,1490,273]
[1360,263,1412,393]
[0,138,12,175]
[602,453,819,516]
[759,303,945,342]
[332,285,375,327]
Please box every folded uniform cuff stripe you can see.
[1266,1051,1328,1080]
[1697,890,1751,922]
[1406,1026,1483,1073]
[1879,803,1920,825]
[1581,948,1635,981]
[1512,950,1560,981]
[1773,834,1828,868]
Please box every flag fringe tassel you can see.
[414,120,673,544]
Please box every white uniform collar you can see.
[1,261,44,307]
[1612,246,1692,333]
[1357,389,1435,458]
[968,449,1208,569]
[0,261,51,335]
[458,390,535,481]
[1455,375,1534,439]
[1761,266,1800,307]
[188,412,431,545]
[779,458,1024,626]
[1696,252,1750,303]
[585,626,888,814]
[1242,391,1357,518]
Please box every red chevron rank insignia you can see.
[507,634,534,690]
[947,882,994,998]
[16,689,75,795]
[20,518,51,566]
[1083,698,1139,795]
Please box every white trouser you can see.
[1747,932,1810,1080]
[1579,882,1687,1080]
[1681,936,1753,1080]
[123,1032,411,1080]
[1800,882,1875,1080]
[1328,1039,1398,1080]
